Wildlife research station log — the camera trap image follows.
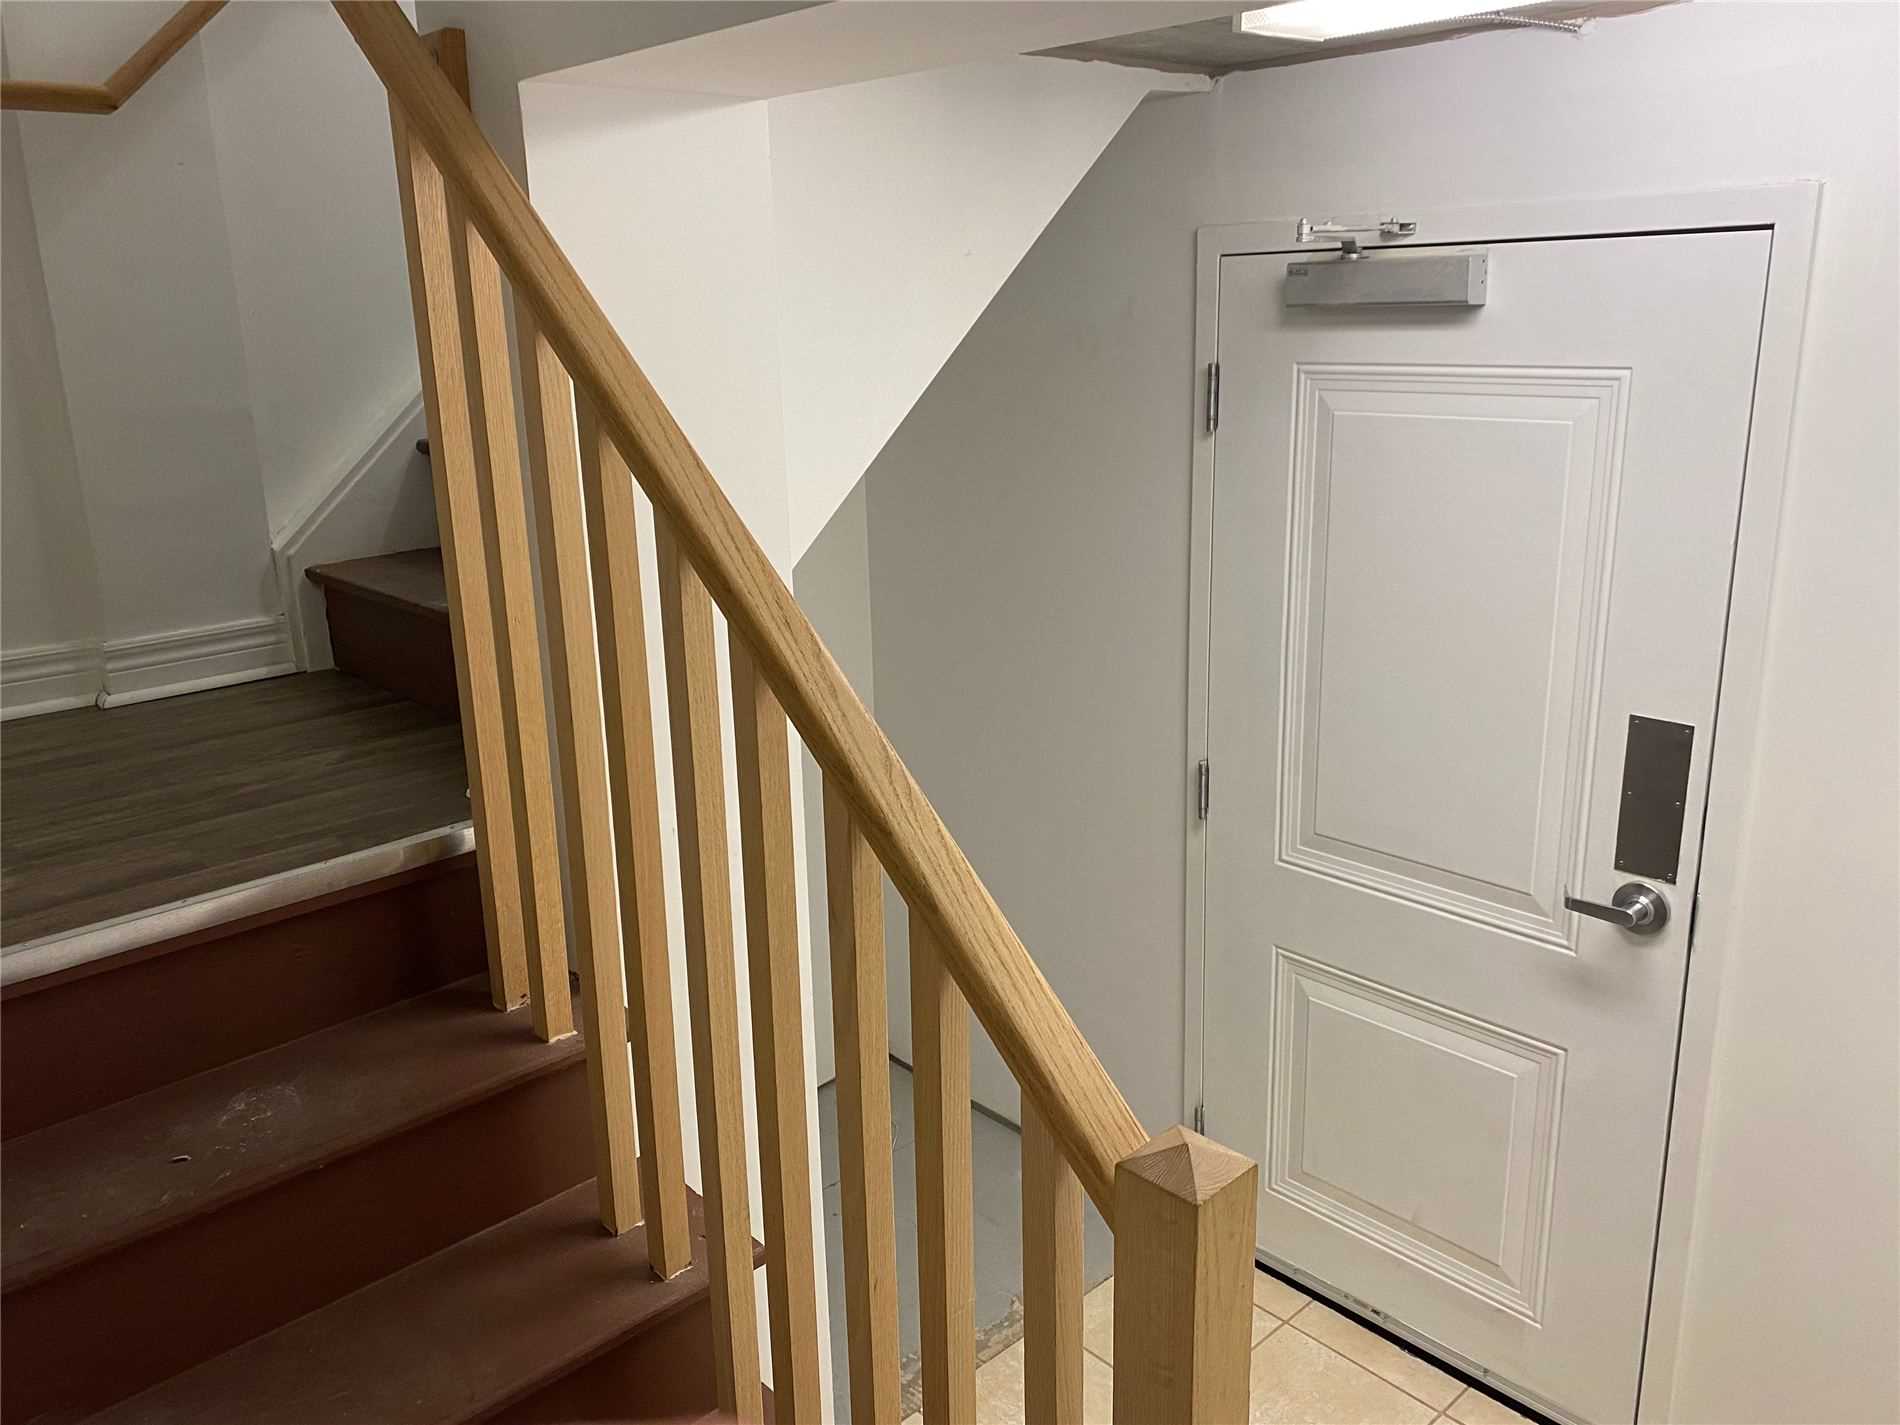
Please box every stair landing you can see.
[0,669,467,948]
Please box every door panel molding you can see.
[1182,183,1822,1424]
[1277,364,1630,951]
[1267,946,1566,1323]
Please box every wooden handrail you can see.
[1,2,226,114]
[330,0,1148,1217]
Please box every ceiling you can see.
[1035,1,1673,76]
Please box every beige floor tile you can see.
[1445,1385,1536,1425]
[1082,1276,1115,1362]
[1254,1269,1314,1321]
[902,1415,923,1425]
[971,1337,1116,1425]
[1290,1302,1461,1409]
[1083,1348,1115,1424]
[1247,1324,1437,1425]
[1253,1306,1278,1345]
[974,1339,1028,1425]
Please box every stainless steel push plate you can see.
[1614,715,1695,884]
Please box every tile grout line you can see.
[1280,1296,1470,1415]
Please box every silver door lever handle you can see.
[1565,882,1669,935]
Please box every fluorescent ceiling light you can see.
[1237,0,1523,43]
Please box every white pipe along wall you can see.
[860,5,1898,1423]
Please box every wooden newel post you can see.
[1111,1127,1257,1425]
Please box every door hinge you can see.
[1197,758,1211,820]
[1205,361,1221,435]
[1193,1102,1206,1134]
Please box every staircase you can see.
[0,861,738,1424]
[307,546,454,716]
[1,5,1263,1423]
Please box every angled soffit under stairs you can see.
[517,3,1239,568]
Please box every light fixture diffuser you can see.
[1236,0,1527,43]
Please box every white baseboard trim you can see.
[0,640,104,721]
[97,615,296,708]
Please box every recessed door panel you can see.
[1282,367,1627,947]
[1270,948,1564,1322]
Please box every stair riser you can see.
[321,585,458,719]
[1,1055,593,1423]
[489,1297,727,1425]
[1,857,484,1140]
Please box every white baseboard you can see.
[97,615,296,708]
[0,640,104,721]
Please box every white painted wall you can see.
[1,100,104,714]
[413,2,807,183]
[861,7,1899,1422]
[1,1,426,702]
[199,0,419,539]
[457,0,1207,568]
[865,83,1216,1126]
[771,55,1207,557]
[6,10,276,654]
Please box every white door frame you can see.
[1182,183,1820,1423]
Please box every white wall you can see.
[861,6,1899,1422]
[1,100,103,714]
[414,3,806,183]
[1,1,431,703]
[769,55,1208,556]
[866,82,1217,1126]
[6,10,277,653]
[199,0,419,540]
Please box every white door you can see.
[1202,230,1771,1424]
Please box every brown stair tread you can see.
[1,977,580,1292]
[306,547,448,622]
[83,1180,715,1425]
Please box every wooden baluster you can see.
[731,638,823,1421]
[575,399,693,1274]
[1023,1103,1084,1425]
[386,101,526,1012]
[512,309,642,1231]
[655,518,763,1421]
[419,24,565,1039]
[911,915,976,1424]
[446,207,570,1042]
[825,779,902,1424]
[1112,1128,1256,1425]
[343,0,1154,1222]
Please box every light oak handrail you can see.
[1,2,226,115]
[329,0,1147,1218]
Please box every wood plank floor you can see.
[1,672,469,946]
